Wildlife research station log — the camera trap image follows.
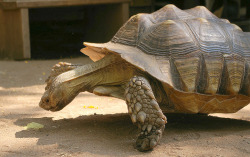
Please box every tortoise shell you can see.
[82,5,250,114]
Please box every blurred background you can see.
[0,0,249,60]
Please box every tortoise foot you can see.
[125,76,167,151]
[136,125,164,151]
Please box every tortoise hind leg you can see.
[125,76,167,151]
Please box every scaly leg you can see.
[125,76,167,151]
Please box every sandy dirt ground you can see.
[0,57,250,157]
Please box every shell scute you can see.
[152,4,195,22]
[185,6,220,21]
[111,14,140,46]
[174,57,200,92]
[185,18,232,54]
[138,20,198,57]
[223,54,245,94]
[203,53,224,95]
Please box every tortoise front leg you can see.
[125,76,167,151]
[45,62,81,90]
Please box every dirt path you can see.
[0,57,249,157]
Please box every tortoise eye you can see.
[42,98,49,103]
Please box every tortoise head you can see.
[39,75,80,112]
[39,89,62,112]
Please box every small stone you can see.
[142,125,147,131]
[135,103,142,112]
[137,111,146,123]
[131,114,137,123]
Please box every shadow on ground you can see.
[14,113,250,156]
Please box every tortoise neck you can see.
[54,54,137,93]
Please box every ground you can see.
[0,57,249,157]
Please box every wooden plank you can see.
[0,0,131,9]
[0,9,4,58]
[0,8,30,59]
[21,8,31,58]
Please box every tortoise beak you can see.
[39,90,59,112]
[39,95,51,111]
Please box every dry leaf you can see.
[24,122,44,130]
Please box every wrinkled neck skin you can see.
[40,54,136,111]
[63,54,137,93]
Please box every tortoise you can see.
[39,5,250,151]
